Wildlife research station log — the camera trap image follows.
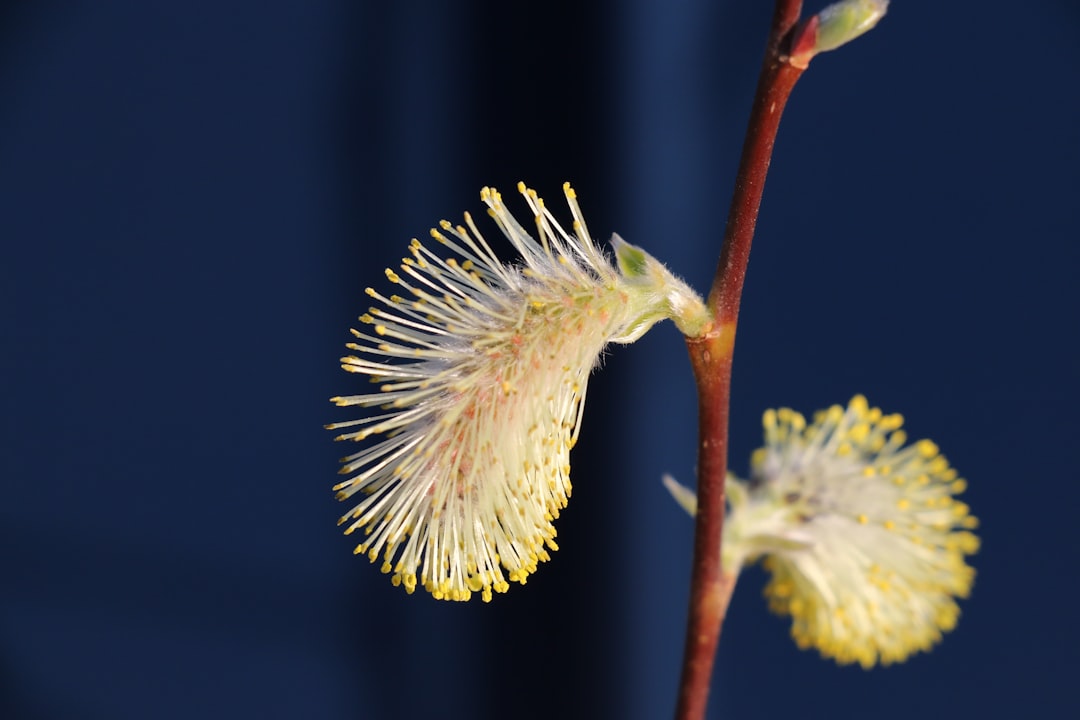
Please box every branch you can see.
[674,2,805,718]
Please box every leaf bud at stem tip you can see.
[788,0,889,69]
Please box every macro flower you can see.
[329,182,707,602]
[665,395,979,668]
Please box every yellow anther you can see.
[917,439,939,458]
[928,457,949,474]
[848,423,870,442]
[763,409,778,431]
[881,413,904,431]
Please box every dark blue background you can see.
[3,2,1077,718]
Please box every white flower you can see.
[329,182,707,601]
[665,395,979,667]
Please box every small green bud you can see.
[789,0,889,68]
[816,0,889,53]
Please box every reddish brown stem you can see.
[674,2,805,719]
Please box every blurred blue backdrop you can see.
[2,1,1078,718]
